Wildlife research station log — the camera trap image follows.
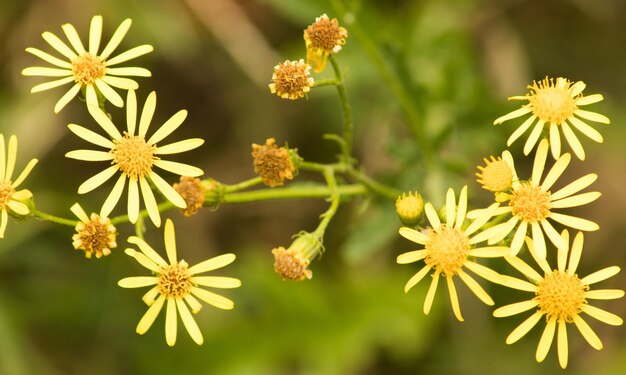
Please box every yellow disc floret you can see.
[535,270,588,322]
[111,133,157,179]
[72,213,117,259]
[476,156,513,192]
[0,181,15,210]
[509,184,551,223]
[71,53,106,86]
[424,225,470,276]
[157,262,194,299]
[527,77,578,125]
[268,60,315,100]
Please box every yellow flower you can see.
[494,231,624,369]
[397,186,507,321]
[119,219,241,346]
[22,15,153,113]
[0,134,38,238]
[70,203,117,258]
[494,77,610,160]
[303,14,348,73]
[65,90,204,227]
[473,139,600,258]
[475,152,516,194]
[395,191,424,226]
[269,60,314,100]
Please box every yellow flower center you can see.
[111,134,157,179]
[73,215,117,259]
[0,181,15,209]
[157,263,194,299]
[527,78,577,124]
[269,60,314,100]
[304,15,347,53]
[424,225,470,276]
[535,270,588,322]
[71,53,106,86]
[509,184,552,223]
[477,157,513,192]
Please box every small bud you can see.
[395,192,424,226]
[272,232,323,281]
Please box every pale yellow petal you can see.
[139,176,160,227]
[89,15,103,55]
[493,300,538,317]
[61,23,85,54]
[4,135,16,181]
[165,298,177,346]
[504,255,543,282]
[531,222,547,259]
[506,311,543,344]
[576,94,603,106]
[125,89,138,135]
[464,261,502,285]
[153,160,203,177]
[88,105,123,140]
[454,186,468,230]
[574,109,610,124]
[183,294,203,313]
[557,230,569,272]
[136,294,165,335]
[100,19,132,60]
[188,253,236,275]
[149,171,186,208]
[163,219,177,264]
[399,227,429,245]
[125,248,161,273]
[549,123,561,160]
[567,231,584,275]
[580,266,620,285]
[85,85,98,109]
[100,174,125,218]
[494,107,532,124]
[10,189,32,201]
[127,178,140,224]
[468,246,510,258]
[445,188,456,227]
[7,200,29,215]
[561,122,585,161]
[510,220,527,257]
[191,287,234,310]
[0,210,6,238]
[138,91,157,138]
[25,47,72,68]
[67,124,115,149]
[127,236,168,267]
[404,265,432,293]
[77,165,119,194]
[94,79,124,107]
[54,83,81,113]
[585,290,625,300]
[550,174,597,201]
[65,149,113,161]
[446,276,463,321]
[193,276,242,289]
[524,120,545,156]
[500,275,537,292]
[424,203,441,230]
[396,249,427,264]
[557,321,568,369]
[541,153,570,191]
[569,80,585,96]
[106,67,152,77]
[118,276,158,288]
[101,75,138,90]
[507,115,536,146]
[176,299,203,345]
[106,45,154,66]
[30,76,75,93]
[466,203,501,238]
[12,159,38,188]
[569,116,604,142]
[541,220,567,255]
[142,287,159,305]
[551,192,601,209]
[536,317,556,362]
[0,135,5,179]
[156,139,204,155]
[573,315,603,350]
[423,271,440,315]
[581,304,623,326]
[42,31,77,59]
[70,203,89,222]
[549,213,599,231]
[531,139,549,183]
[457,270,493,305]
[147,110,188,145]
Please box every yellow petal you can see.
[494,107,532,124]
[42,31,77,59]
[61,23,85,54]
[77,165,119,194]
[106,45,154,66]
[573,315,603,350]
[165,298,177,346]
[25,47,72,68]
[445,188,456,227]
[536,317,556,362]
[549,123,561,160]
[118,276,158,288]
[580,266,620,285]
[67,124,115,149]
[188,253,236,275]
[136,294,165,334]
[423,271,440,315]
[404,265,432,293]
[139,177,160,227]
[147,110,188,145]
[100,174,126,218]
[100,18,132,60]
[424,203,441,230]
[493,300,538,317]
[396,249,427,264]
[524,120,545,156]
[457,270,493,305]
[557,321,568,369]
[88,15,103,55]
[128,236,168,267]
[561,122,585,160]
[176,299,203,345]
[541,152,570,191]
[550,174,597,201]
[54,83,81,113]
[506,311,543,344]
[138,91,157,138]
[156,138,204,155]
[549,213,599,231]
[398,227,429,245]
[193,276,242,289]
[506,115,536,146]
[446,276,464,321]
[191,287,234,310]
[581,304,623,326]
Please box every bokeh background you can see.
[1,0,625,374]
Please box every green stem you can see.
[329,56,353,160]
[315,168,341,235]
[348,169,400,200]
[223,177,263,193]
[222,184,366,204]
[314,78,340,87]
[32,210,78,227]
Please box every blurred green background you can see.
[1,0,625,374]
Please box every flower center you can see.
[304,15,347,53]
[477,157,513,192]
[0,181,15,209]
[157,263,194,299]
[424,225,470,276]
[509,184,552,223]
[71,53,106,86]
[111,134,157,179]
[270,61,314,100]
[74,215,117,258]
[527,78,577,124]
[535,270,587,322]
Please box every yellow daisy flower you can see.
[303,14,348,73]
[494,77,610,160]
[0,134,38,238]
[494,231,624,369]
[65,90,204,227]
[118,219,241,346]
[22,15,153,113]
[397,186,507,321]
[473,139,600,258]
[70,202,117,259]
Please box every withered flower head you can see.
[252,138,297,187]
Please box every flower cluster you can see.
[395,76,621,368]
